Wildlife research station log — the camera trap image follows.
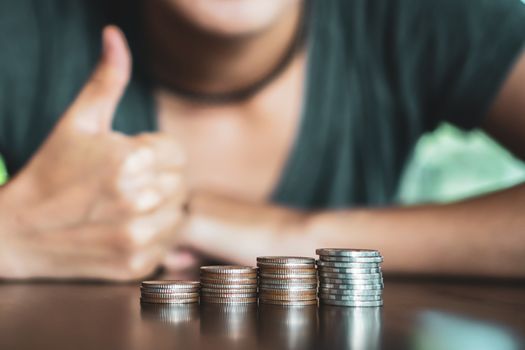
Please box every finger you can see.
[134,133,186,171]
[163,248,201,272]
[64,25,132,134]
[87,171,185,222]
[126,197,184,250]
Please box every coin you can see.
[141,292,200,299]
[318,288,382,296]
[257,256,315,265]
[259,289,317,297]
[316,260,381,268]
[259,284,317,291]
[141,280,200,290]
[319,282,383,290]
[201,291,258,297]
[200,277,257,284]
[258,267,317,275]
[318,293,381,301]
[259,298,318,306]
[259,272,317,280]
[317,266,381,274]
[259,277,317,284]
[140,287,200,295]
[316,249,381,257]
[140,280,202,304]
[318,272,382,280]
[200,266,258,274]
[319,256,383,263]
[199,283,257,289]
[140,297,199,304]
[259,294,317,301]
[201,287,258,294]
[200,296,257,304]
[319,277,383,285]
[319,299,383,307]
[201,272,257,280]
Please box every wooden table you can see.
[0,278,523,350]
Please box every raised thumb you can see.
[65,25,132,134]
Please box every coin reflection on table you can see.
[141,303,200,324]
[200,303,258,349]
[258,304,318,350]
[319,305,382,350]
[140,303,201,348]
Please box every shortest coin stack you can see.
[140,280,200,304]
[200,266,258,304]
[317,249,384,307]
[257,256,318,306]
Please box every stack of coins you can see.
[200,266,258,304]
[317,249,384,307]
[257,256,318,306]
[140,280,200,304]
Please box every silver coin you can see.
[319,288,382,296]
[259,292,317,299]
[320,299,383,307]
[257,266,317,274]
[259,272,318,279]
[141,287,200,295]
[319,272,382,280]
[320,256,383,263]
[141,280,200,289]
[199,283,256,289]
[259,284,317,291]
[201,287,258,294]
[316,260,381,268]
[320,280,384,289]
[259,278,318,286]
[317,266,381,274]
[257,263,316,270]
[259,298,318,306]
[140,298,199,304]
[316,249,381,257]
[318,293,382,301]
[141,292,200,299]
[200,296,257,304]
[200,266,257,274]
[200,277,257,284]
[200,291,258,298]
[257,256,315,265]
[319,279,383,286]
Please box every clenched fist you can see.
[0,26,186,281]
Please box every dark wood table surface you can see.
[0,278,523,350]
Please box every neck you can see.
[142,0,303,98]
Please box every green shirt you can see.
[1,0,525,209]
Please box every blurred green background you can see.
[1,123,524,204]
[398,124,525,204]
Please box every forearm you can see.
[308,183,525,278]
[183,184,525,278]
[181,194,308,264]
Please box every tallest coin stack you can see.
[316,249,384,307]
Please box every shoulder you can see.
[332,0,525,34]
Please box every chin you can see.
[164,0,301,36]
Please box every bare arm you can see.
[181,51,525,279]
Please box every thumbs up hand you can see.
[0,27,187,281]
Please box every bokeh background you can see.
[2,0,525,202]
[1,122,524,204]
